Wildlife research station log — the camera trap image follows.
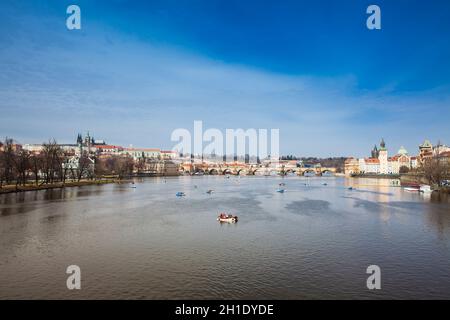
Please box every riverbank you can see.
[0,179,119,194]
[350,173,400,179]
[399,174,450,194]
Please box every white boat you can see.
[404,187,419,192]
[419,185,432,193]
[217,213,238,223]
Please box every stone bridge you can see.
[179,162,337,176]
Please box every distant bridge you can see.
[179,162,336,176]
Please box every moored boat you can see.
[419,185,432,193]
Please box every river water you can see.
[0,176,449,299]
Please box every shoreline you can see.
[350,174,400,179]
[0,179,119,194]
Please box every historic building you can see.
[346,139,418,176]
[344,157,360,176]
[122,148,161,160]
[418,140,433,163]
[417,140,450,164]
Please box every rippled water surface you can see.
[1,176,450,299]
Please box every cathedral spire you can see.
[371,144,379,158]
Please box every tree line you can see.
[0,137,135,188]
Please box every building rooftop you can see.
[397,146,408,155]
[365,158,380,164]
[96,145,123,149]
[420,140,433,148]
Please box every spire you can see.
[379,138,386,151]
[371,144,379,158]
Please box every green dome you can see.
[398,146,408,155]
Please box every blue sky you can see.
[0,0,449,157]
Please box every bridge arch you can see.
[269,170,278,176]
[321,170,334,176]
[253,169,264,176]
[237,169,248,176]
[285,169,296,176]
[222,169,232,175]
[302,169,316,176]
[209,168,219,175]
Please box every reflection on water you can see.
[0,176,449,299]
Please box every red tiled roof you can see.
[365,158,380,164]
[125,148,160,152]
[96,145,122,149]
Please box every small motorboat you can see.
[279,183,286,186]
[206,189,214,194]
[348,187,355,190]
[217,213,238,223]
[176,192,186,197]
[323,183,328,186]
[404,187,419,192]
[420,185,432,193]
[276,189,285,193]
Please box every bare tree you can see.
[399,166,410,174]
[114,156,134,179]
[77,154,93,182]
[13,149,30,187]
[41,139,63,184]
[30,153,43,186]
[136,157,146,174]
[0,148,4,188]
[421,155,450,187]
[0,138,16,186]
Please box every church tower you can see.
[378,138,388,174]
[76,133,83,155]
[371,145,379,158]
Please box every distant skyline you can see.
[1,0,450,157]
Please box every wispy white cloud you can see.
[0,2,449,157]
